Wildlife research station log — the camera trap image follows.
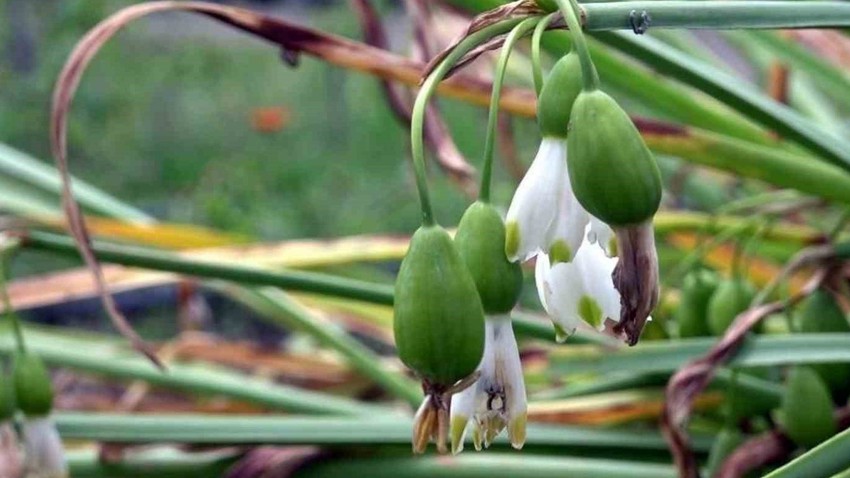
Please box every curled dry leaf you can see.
[351,0,476,193]
[661,245,836,478]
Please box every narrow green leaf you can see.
[295,454,679,478]
[550,334,850,375]
[764,426,850,478]
[0,324,385,416]
[55,412,704,451]
[0,143,152,222]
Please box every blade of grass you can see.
[294,454,679,478]
[0,324,386,416]
[550,334,850,375]
[0,143,152,223]
[67,449,238,478]
[763,426,850,478]
[54,413,703,451]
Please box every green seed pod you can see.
[705,427,744,478]
[707,279,756,336]
[567,90,662,226]
[537,53,583,139]
[0,368,14,421]
[454,202,524,315]
[793,289,850,399]
[394,225,485,386]
[781,366,836,448]
[13,353,54,417]
[676,270,719,338]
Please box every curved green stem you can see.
[411,18,530,223]
[554,0,599,91]
[531,13,558,97]
[480,18,540,202]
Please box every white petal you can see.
[547,159,590,264]
[449,382,476,455]
[488,319,527,449]
[505,138,568,262]
[535,253,553,316]
[538,254,586,336]
[587,216,616,256]
[575,243,621,329]
[22,417,67,478]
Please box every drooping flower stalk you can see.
[398,19,532,454]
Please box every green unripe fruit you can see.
[394,225,485,386]
[567,90,662,226]
[705,427,744,478]
[793,290,850,399]
[676,270,719,338]
[707,279,756,336]
[537,53,583,138]
[454,202,523,315]
[0,370,14,421]
[781,366,836,448]
[13,353,54,417]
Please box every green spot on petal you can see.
[553,323,571,343]
[505,222,520,260]
[549,240,573,264]
[450,415,469,455]
[578,295,603,329]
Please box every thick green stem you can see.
[554,0,599,91]
[580,1,850,30]
[411,18,527,223]
[531,13,558,97]
[480,18,540,202]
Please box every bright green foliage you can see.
[793,289,850,400]
[707,279,756,336]
[13,353,54,417]
[537,53,583,138]
[393,226,485,385]
[455,202,523,315]
[567,90,662,226]
[781,366,836,449]
[676,269,720,338]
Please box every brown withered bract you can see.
[611,223,660,346]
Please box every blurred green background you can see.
[1,0,537,240]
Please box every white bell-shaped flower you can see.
[536,236,621,341]
[505,138,589,264]
[449,316,527,454]
[22,416,67,478]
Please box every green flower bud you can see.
[793,289,850,399]
[394,225,485,386]
[0,368,14,421]
[781,366,836,448]
[676,270,719,338]
[537,53,582,139]
[13,353,54,417]
[567,90,662,226]
[455,202,523,315]
[706,278,756,336]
